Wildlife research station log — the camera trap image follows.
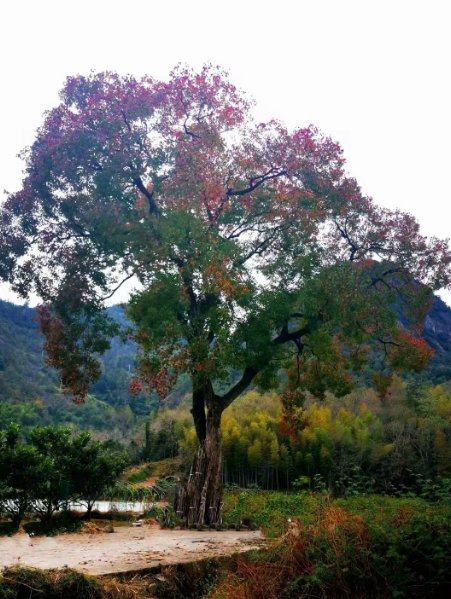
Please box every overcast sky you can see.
[1,0,450,304]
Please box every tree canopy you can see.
[1,65,449,412]
[0,424,127,524]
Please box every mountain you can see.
[0,300,157,435]
[0,301,139,404]
[0,295,450,431]
[423,295,451,382]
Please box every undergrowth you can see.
[0,567,156,599]
[126,465,153,484]
[214,491,451,598]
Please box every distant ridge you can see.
[1,295,450,413]
[0,300,147,411]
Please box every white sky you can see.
[0,0,450,305]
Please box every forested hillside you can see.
[1,296,451,434]
[0,301,158,436]
[423,295,451,381]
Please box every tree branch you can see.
[121,110,132,133]
[101,272,135,301]
[227,170,287,197]
[220,365,259,410]
[219,322,310,410]
[377,337,401,356]
[334,218,359,261]
[183,117,201,139]
[236,222,289,265]
[133,177,159,216]
[273,325,310,345]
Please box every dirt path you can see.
[0,526,264,575]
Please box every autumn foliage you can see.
[1,66,449,402]
[1,65,451,523]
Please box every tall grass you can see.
[215,492,451,598]
[0,566,155,598]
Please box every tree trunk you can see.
[86,500,95,520]
[175,389,224,526]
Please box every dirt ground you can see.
[0,525,264,575]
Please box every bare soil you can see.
[0,525,264,575]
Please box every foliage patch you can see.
[215,492,451,598]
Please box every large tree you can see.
[1,66,450,524]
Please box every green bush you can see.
[126,465,152,484]
[0,425,127,525]
[219,492,451,598]
[0,567,102,599]
[223,490,321,536]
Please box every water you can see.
[67,500,154,513]
[4,499,154,514]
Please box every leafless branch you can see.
[101,272,135,301]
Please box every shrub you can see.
[0,567,102,599]
[216,492,451,598]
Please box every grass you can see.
[2,491,449,597]
[123,457,182,486]
[125,465,153,485]
[0,567,103,598]
[222,490,446,536]
[0,566,158,598]
[217,491,451,598]
[0,512,85,538]
[0,510,138,538]
[223,490,319,537]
